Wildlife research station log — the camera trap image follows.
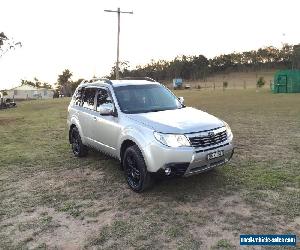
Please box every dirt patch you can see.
[0,206,116,249]
[219,194,252,217]
[0,117,24,126]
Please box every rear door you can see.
[79,87,98,144]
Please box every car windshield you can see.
[113,84,182,114]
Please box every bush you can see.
[223,81,228,90]
[53,90,60,98]
[257,77,266,88]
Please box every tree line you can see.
[55,44,300,96]
[109,44,300,81]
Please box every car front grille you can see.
[188,128,227,148]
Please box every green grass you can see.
[213,239,234,249]
[0,89,299,249]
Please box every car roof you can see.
[79,79,160,88]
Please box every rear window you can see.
[74,87,84,106]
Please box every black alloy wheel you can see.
[70,127,88,157]
[125,151,141,189]
[123,145,153,192]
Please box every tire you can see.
[122,145,153,192]
[70,127,88,157]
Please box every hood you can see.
[126,107,224,134]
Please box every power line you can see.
[104,8,133,79]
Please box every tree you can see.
[57,69,72,86]
[42,82,52,89]
[0,32,8,47]
[109,61,130,79]
[21,79,35,87]
[33,77,41,88]
[0,32,22,58]
[70,78,84,93]
[257,77,265,88]
[56,69,73,97]
[21,78,52,89]
[106,43,298,82]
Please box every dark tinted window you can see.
[96,88,112,112]
[82,88,97,110]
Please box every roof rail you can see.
[80,78,113,85]
[119,77,156,82]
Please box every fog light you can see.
[165,167,171,176]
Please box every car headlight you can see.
[153,132,190,147]
[223,121,233,140]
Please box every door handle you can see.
[93,116,97,121]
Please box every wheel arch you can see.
[118,126,153,169]
[69,124,77,144]
[68,116,85,144]
[120,139,136,162]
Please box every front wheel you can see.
[70,127,88,157]
[123,145,153,192]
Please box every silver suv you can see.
[67,77,234,192]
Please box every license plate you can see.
[207,150,224,160]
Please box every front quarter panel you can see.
[118,123,154,162]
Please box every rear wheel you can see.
[123,145,153,192]
[70,127,88,157]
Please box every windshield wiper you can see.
[149,107,177,112]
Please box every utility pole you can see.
[104,8,133,79]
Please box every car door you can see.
[78,87,98,145]
[90,87,121,156]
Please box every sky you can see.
[0,0,300,89]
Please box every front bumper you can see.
[143,139,234,176]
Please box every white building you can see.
[6,84,54,100]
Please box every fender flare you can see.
[69,116,86,144]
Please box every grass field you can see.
[0,89,299,249]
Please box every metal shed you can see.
[272,70,300,93]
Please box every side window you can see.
[74,87,84,106]
[82,88,97,110]
[96,88,112,112]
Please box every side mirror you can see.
[99,103,114,116]
[178,96,184,105]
